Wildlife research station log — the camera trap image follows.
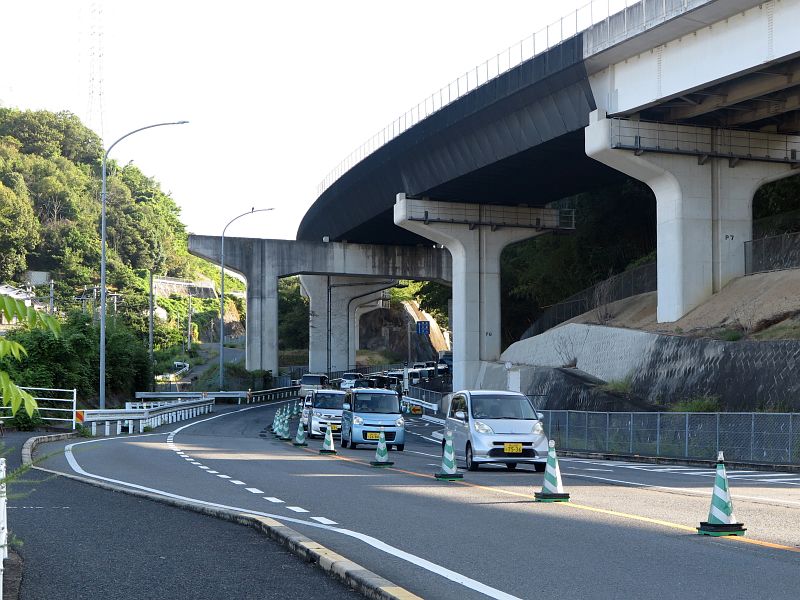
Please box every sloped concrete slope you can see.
[501,323,800,411]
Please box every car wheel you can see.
[505,463,517,471]
[534,462,546,473]
[466,444,479,471]
[395,444,404,452]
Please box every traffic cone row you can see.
[370,428,393,467]
[697,452,746,536]
[293,419,308,447]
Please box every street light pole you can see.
[219,208,274,390]
[99,120,188,410]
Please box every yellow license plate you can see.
[330,424,340,431]
[504,443,523,454]
[365,432,380,440]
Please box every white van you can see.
[299,373,329,396]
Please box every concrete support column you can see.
[586,111,795,322]
[245,269,279,377]
[395,194,557,390]
[301,275,395,373]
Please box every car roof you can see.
[349,387,395,393]
[314,389,345,395]
[463,390,526,397]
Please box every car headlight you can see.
[395,417,404,427]
[313,411,322,417]
[531,421,544,435]
[474,420,494,434]
[353,415,364,425]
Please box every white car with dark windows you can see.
[444,390,548,471]
[307,389,347,438]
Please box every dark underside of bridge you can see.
[298,36,625,247]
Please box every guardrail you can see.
[0,458,6,594]
[317,0,708,196]
[0,387,77,428]
[542,410,800,465]
[250,386,301,404]
[81,398,215,436]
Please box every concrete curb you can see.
[23,433,422,600]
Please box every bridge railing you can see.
[317,0,708,197]
[542,410,800,465]
[81,398,215,436]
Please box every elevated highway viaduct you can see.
[193,0,800,389]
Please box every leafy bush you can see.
[671,395,721,412]
[8,410,45,431]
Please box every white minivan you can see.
[444,390,548,471]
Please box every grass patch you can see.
[714,328,744,342]
[280,349,308,366]
[671,395,721,412]
[752,315,800,341]
[356,349,403,366]
[598,376,633,394]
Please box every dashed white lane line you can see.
[406,431,438,443]
[230,480,246,485]
[406,449,440,458]
[264,497,284,503]
[198,466,210,470]
[245,487,264,494]
[216,474,231,479]
[311,517,338,525]
[207,470,219,474]
[286,506,309,513]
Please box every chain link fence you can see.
[744,231,800,274]
[542,410,800,465]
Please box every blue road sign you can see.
[416,320,430,335]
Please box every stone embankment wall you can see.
[498,323,800,411]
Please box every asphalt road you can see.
[3,430,360,600]
[33,401,800,600]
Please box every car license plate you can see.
[330,424,340,431]
[365,432,380,440]
[504,443,523,454]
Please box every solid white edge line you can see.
[62,401,523,600]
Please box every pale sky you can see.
[2,0,587,240]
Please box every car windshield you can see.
[301,375,325,385]
[470,395,537,420]
[342,373,361,381]
[352,393,400,413]
[314,393,345,409]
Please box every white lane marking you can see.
[189,462,201,465]
[563,472,800,507]
[286,506,309,513]
[230,480,246,485]
[63,403,524,600]
[727,473,797,479]
[206,470,219,474]
[311,517,338,525]
[216,475,231,479]
[406,431,438,443]
[565,467,613,472]
[198,466,210,470]
[405,449,440,459]
[264,497,284,503]
[245,487,264,494]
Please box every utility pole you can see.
[49,280,54,314]
[407,319,412,366]
[149,270,155,392]
[187,293,193,351]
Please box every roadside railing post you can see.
[72,389,77,430]
[684,412,689,458]
[656,412,661,456]
[629,412,634,454]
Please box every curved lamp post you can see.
[219,208,274,390]
[99,121,188,409]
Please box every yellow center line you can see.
[288,438,800,554]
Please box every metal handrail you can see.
[317,0,703,196]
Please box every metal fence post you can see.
[751,413,756,461]
[629,412,634,454]
[684,412,689,458]
[790,413,794,464]
[716,413,720,455]
[72,389,77,430]
[566,411,570,448]
[606,412,610,452]
[656,412,661,455]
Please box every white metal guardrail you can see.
[0,458,6,595]
[250,386,301,404]
[81,398,215,436]
[317,0,707,196]
[0,387,77,428]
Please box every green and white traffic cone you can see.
[434,430,462,480]
[370,427,394,467]
[279,412,292,441]
[534,440,570,502]
[319,425,337,455]
[697,451,746,536]
[292,400,299,417]
[272,408,282,436]
[271,408,281,433]
[293,419,308,447]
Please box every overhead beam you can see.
[725,93,800,126]
[667,62,800,120]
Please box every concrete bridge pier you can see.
[300,276,396,373]
[586,110,797,322]
[395,194,571,390]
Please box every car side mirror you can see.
[454,410,466,420]
[536,412,545,420]
[342,402,351,411]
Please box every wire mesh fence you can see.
[745,231,800,274]
[542,410,800,465]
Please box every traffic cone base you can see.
[434,472,463,481]
[534,491,570,503]
[370,461,394,467]
[293,441,308,447]
[319,449,337,455]
[697,522,746,536]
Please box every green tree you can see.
[0,183,39,279]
